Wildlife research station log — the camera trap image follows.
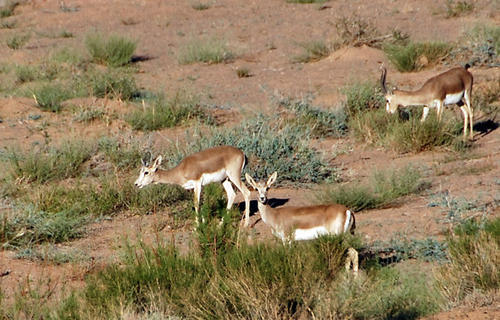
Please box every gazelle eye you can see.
[144,171,149,175]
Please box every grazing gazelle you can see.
[135,146,251,227]
[245,172,358,275]
[380,64,474,139]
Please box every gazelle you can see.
[380,64,474,139]
[135,146,251,227]
[245,172,358,275]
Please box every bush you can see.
[342,81,385,118]
[277,95,348,137]
[445,0,474,18]
[169,114,333,185]
[178,36,234,64]
[292,40,331,63]
[6,33,29,49]
[85,33,137,67]
[97,136,143,170]
[6,140,94,183]
[32,84,70,112]
[0,1,18,18]
[383,41,452,72]
[318,165,426,211]
[76,68,138,100]
[461,24,499,66]
[437,218,499,306]
[125,92,209,131]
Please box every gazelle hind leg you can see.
[222,179,236,209]
[421,106,430,122]
[460,106,469,139]
[345,248,359,277]
[464,91,474,139]
[193,182,203,226]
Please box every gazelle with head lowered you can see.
[245,172,358,274]
[380,64,474,139]
[135,146,251,227]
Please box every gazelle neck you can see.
[257,200,274,225]
[393,89,431,106]
[156,167,184,185]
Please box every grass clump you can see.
[126,92,209,131]
[178,36,234,64]
[0,1,18,18]
[73,107,105,123]
[6,140,94,183]
[445,0,474,18]
[6,33,29,49]
[191,2,211,10]
[85,33,137,67]
[97,136,143,170]
[318,165,426,211]
[342,81,385,118]
[460,24,499,66]
[236,67,251,78]
[383,41,453,72]
[32,84,70,112]
[0,19,16,29]
[77,68,138,100]
[437,218,499,306]
[277,95,347,137]
[170,114,333,185]
[292,40,331,63]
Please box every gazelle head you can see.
[134,154,162,188]
[245,172,277,205]
[380,66,398,114]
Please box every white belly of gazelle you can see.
[443,92,464,105]
[293,226,330,240]
[182,169,227,190]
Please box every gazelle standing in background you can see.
[245,172,358,275]
[380,64,474,139]
[135,146,251,227]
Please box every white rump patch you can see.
[294,227,330,241]
[443,92,464,105]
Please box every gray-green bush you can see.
[169,114,333,185]
[383,41,452,72]
[178,36,234,64]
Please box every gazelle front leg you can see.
[193,182,203,226]
[460,106,469,140]
[345,248,359,277]
[222,180,236,210]
[421,106,430,122]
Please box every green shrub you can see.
[1,206,87,248]
[178,36,234,64]
[342,81,384,118]
[292,40,331,63]
[169,114,333,185]
[76,68,138,100]
[14,65,38,83]
[0,1,18,18]
[236,67,250,78]
[191,2,211,10]
[32,84,70,112]
[97,136,143,170]
[6,140,94,183]
[277,95,347,137]
[437,218,499,306]
[85,33,137,67]
[461,24,499,65]
[445,0,474,18]
[125,92,209,131]
[318,165,426,211]
[6,33,29,49]
[383,41,452,72]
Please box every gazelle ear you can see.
[245,173,257,189]
[152,156,162,169]
[267,172,277,187]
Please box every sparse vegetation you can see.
[85,33,137,67]
[459,24,499,66]
[73,106,106,123]
[0,1,18,18]
[126,92,210,131]
[286,0,327,3]
[5,140,94,183]
[445,0,474,18]
[277,95,348,137]
[383,41,453,72]
[318,165,427,211]
[76,68,138,100]
[191,2,211,10]
[0,19,16,29]
[292,40,331,63]
[178,36,234,64]
[6,33,30,49]
[333,15,380,48]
